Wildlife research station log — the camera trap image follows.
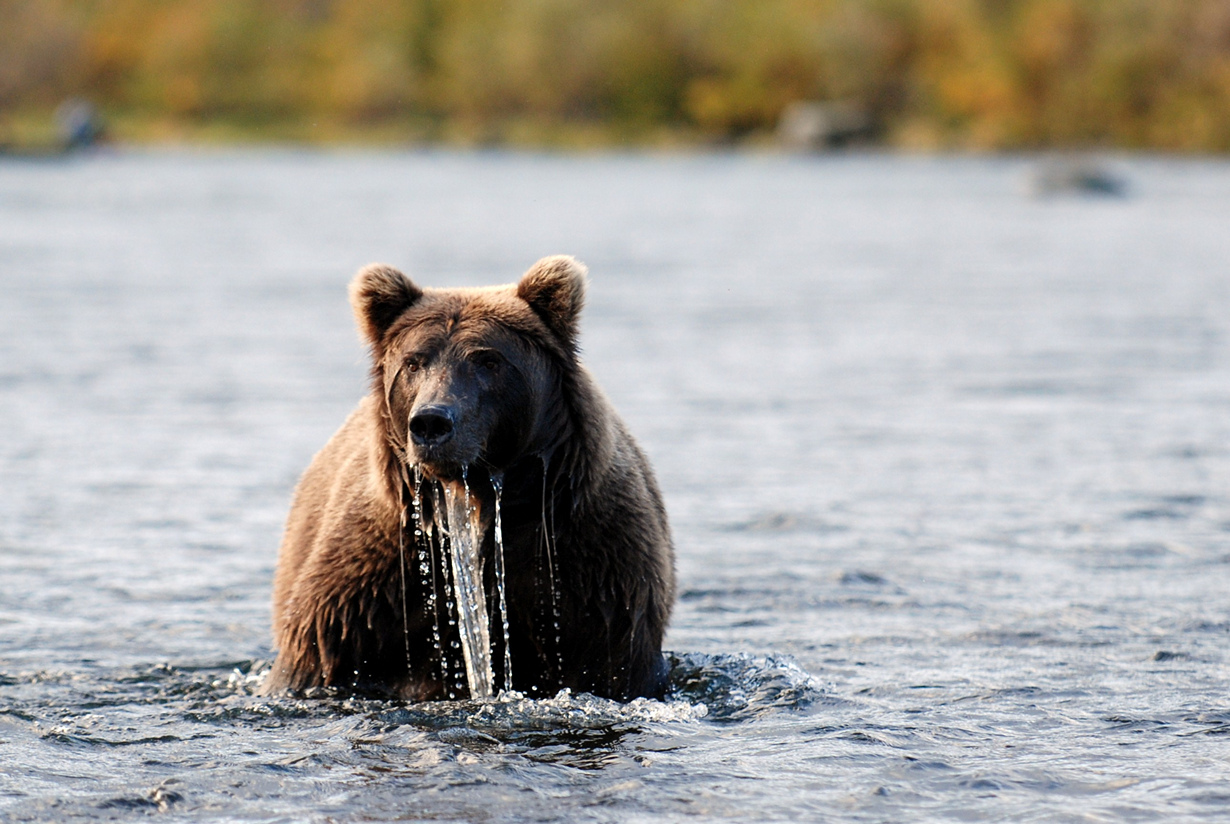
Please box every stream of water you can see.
[441,476,495,701]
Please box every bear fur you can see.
[262,256,675,701]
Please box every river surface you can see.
[1,150,1229,821]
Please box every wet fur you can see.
[263,257,675,700]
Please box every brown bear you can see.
[261,256,675,701]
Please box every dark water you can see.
[2,150,1229,821]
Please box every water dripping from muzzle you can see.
[403,456,514,700]
[411,464,445,690]
[442,468,494,700]
[539,452,564,679]
[491,471,513,696]
[397,475,411,681]
[427,481,461,698]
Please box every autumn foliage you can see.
[4,0,1230,149]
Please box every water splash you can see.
[666,652,838,721]
[442,471,494,700]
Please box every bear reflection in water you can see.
[262,257,675,702]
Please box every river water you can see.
[1,149,1229,821]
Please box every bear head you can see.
[349,255,587,485]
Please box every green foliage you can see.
[3,0,1230,149]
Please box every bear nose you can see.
[409,406,455,446]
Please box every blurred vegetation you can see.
[4,0,1230,149]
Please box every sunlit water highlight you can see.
[2,150,1230,821]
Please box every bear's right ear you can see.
[349,264,423,346]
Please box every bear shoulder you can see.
[270,395,396,642]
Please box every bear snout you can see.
[409,405,456,447]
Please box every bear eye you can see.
[473,350,503,371]
[404,355,425,373]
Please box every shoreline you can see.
[5,108,1227,157]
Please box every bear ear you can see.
[349,263,423,346]
[516,255,587,350]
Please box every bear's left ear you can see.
[349,263,423,346]
[516,255,587,350]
